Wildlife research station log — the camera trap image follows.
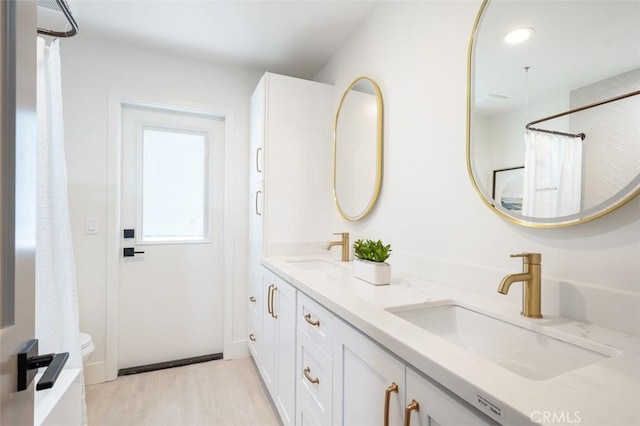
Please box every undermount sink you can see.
[389,303,616,380]
[285,259,344,272]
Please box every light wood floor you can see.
[86,357,280,426]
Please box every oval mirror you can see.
[467,0,640,227]
[333,77,383,221]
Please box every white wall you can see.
[570,68,640,211]
[315,1,640,335]
[60,35,262,384]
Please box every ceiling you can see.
[50,0,379,79]
[41,1,639,105]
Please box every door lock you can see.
[123,247,145,257]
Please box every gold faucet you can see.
[498,253,543,319]
[327,232,350,262]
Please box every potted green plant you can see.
[353,239,392,285]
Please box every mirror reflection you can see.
[334,77,383,221]
[469,0,640,226]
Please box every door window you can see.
[140,127,209,242]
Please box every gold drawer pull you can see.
[249,333,256,342]
[249,296,256,303]
[404,400,419,426]
[267,284,278,318]
[384,382,398,426]
[303,367,319,385]
[304,313,320,327]
[267,285,273,315]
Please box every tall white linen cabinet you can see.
[248,72,335,425]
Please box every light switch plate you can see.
[85,217,98,235]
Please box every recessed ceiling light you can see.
[503,27,534,45]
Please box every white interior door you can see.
[118,104,225,370]
[1,1,36,422]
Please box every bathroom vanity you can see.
[247,70,639,426]
[249,257,639,426]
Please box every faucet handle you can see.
[510,253,541,264]
[333,232,349,238]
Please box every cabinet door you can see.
[248,269,262,361]
[333,320,405,426]
[261,275,277,394]
[274,278,297,426]
[297,327,332,425]
[405,368,494,426]
[262,269,297,426]
[250,74,265,184]
[297,399,322,426]
[249,181,264,270]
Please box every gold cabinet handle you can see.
[249,296,256,303]
[249,333,256,342]
[303,367,319,384]
[255,190,262,216]
[271,286,278,319]
[304,313,320,327]
[404,400,419,426]
[384,382,398,426]
[256,147,262,173]
[267,285,273,316]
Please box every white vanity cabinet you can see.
[332,319,495,426]
[333,320,406,426]
[262,268,297,426]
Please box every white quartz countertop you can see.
[262,256,640,426]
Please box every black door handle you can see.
[123,247,145,257]
[17,339,69,392]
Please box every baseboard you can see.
[83,361,107,385]
[224,339,250,359]
[118,353,223,376]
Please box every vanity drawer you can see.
[297,292,334,354]
[296,326,332,425]
[247,303,260,361]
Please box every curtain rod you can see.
[525,88,640,141]
[37,0,79,38]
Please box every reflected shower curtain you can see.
[36,37,87,424]
[522,130,583,218]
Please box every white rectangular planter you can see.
[354,259,391,286]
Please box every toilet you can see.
[80,332,95,365]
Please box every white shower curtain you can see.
[522,130,583,218]
[36,37,87,424]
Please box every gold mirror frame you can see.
[466,0,640,228]
[333,76,383,221]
